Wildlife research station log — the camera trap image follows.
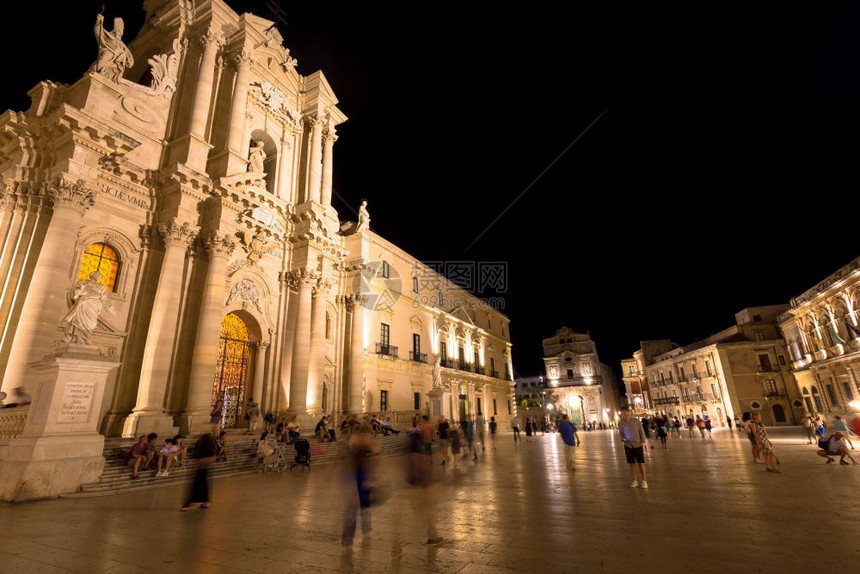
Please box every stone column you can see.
[225,48,251,174]
[348,295,367,413]
[1,180,94,395]
[320,127,337,207]
[250,341,269,406]
[182,233,235,431]
[288,271,315,414]
[307,279,329,414]
[306,116,323,204]
[186,29,220,171]
[123,220,196,437]
[277,131,295,201]
[275,271,294,412]
[190,29,219,139]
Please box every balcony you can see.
[474,364,485,375]
[491,370,500,378]
[458,361,468,371]
[440,357,451,368]
[764,391,786,399]
[756,365,778,373]
[375,343,398,357]
[653,397,680,406]
[409,351,427,363]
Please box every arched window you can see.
[77,243,121,292]
[325,312,331,340]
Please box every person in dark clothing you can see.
[181,425,217,511]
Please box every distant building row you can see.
[515,327,624,426]
[622,257,860,426]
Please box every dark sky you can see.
[3,1,859,381]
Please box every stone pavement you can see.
[2,427,858,573]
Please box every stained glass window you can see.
[212,313,251,429]
[77,243,120,292]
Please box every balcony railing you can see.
[409,351,427,363]
[756,365,778,373]
[375,343,398,357]
[474,364,485,375]
[491,370,500,378]
[764,391,786,399]
[458,361,468,371]
[440,357,451,368]
[653,397,680,406]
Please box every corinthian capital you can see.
[302,115,322,130]
[46,178,96,215]
[323,126,338,144]
[286,268,319,288]
[232,47,252,67]
[203,233,236,257]
[157,220,197,247]
[313,277,332,297]
[199,26,222,48]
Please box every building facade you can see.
[621,339,677,414]
[778,257,860,420]
[629,306,803,427]
[0,0,514,452]
[542,326,617,426]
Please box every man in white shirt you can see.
[511,415,522,443]
[816,432,856,465]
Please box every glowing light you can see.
[546,403,554,411]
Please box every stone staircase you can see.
[65,429,411,498]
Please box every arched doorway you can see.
[772,404,787,423]
[212,313,253,428]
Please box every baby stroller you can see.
[290,438,311,471]
[259,437,287,473]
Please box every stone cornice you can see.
[791,257,860,309]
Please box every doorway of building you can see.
[458,384,470,421]
[212,313,252,428]
[772,403,787,423]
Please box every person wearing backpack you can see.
[816,432,856,465]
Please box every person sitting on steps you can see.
[215,431,228,462]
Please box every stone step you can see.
[68,431,411,497]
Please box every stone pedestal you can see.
[0,344,118,501]
[429,388,445,418]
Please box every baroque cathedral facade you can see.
[0,0,515,445]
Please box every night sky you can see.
[3,1,858,382]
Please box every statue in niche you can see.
[62,271,116,344]
[432,357,442,388]
[90,13,134,82]
[355,199,370,233]
[248,140,266,174]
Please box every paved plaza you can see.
[2,427,858,573]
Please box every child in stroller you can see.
[290,438,311,470]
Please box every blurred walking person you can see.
[341,423,379,548]
[180,424,217,511]
[405,428,443,546]
[558,414,580,471]
[489,416,498,450]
